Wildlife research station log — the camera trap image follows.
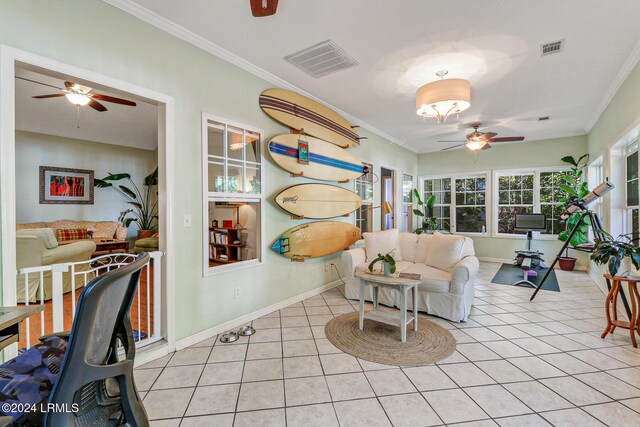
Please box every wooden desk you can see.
[602,274,640,348]
[0,305,44,351]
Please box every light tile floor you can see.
[136,262,640,426]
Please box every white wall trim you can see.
[175,279,342,351]
[101,0,411,152]
[585,38,640,133]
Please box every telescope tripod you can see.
[529,210,632,319]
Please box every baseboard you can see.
[174,280,343,351]
[134,341,171,367]
[478,257,588,271]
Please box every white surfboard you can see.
[275,184,362,219]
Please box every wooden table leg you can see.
[400,286,407,343]
[634,284,640,346]
[630,282,638,348]
[359,281,365,331]
[602,279,618,339]
[413,283,418,332]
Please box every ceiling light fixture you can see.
[65,93,90,106]
[465,140,486,151]
[416,70,471,124]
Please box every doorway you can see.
[381,167,396,230]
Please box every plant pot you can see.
[382,261,394,277]
[558,257,577,271]
[138,229,154,239]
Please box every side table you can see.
[602,274,640,348]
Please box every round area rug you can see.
[325,311,456,366]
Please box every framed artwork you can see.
[39,166,94,205]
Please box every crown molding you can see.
[101,0,412,151]
[585,37,640,133]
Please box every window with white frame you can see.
[626,139,639,245]
[204,115,263,272]
[422,177,451,231]
[355,162,374,234]
[539,171,565,235]
[588,156,604,241]
[402,174,413,232]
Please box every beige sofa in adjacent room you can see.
[341,229,479,322]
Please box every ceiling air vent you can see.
[541,40,564,56]
[284,40,358,78]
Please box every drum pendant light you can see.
[416,70,471,124]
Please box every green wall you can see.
[418,135,591,268]
[0,0,417,340]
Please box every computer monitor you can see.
[515,213,547,231]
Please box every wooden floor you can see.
[18,264,155,349]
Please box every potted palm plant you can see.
[591,231,640,277]
[557,154,590,271]
[95,167,158,238]
[412,189,440,234]
[368,250,397,277]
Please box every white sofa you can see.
[341,229,479,322]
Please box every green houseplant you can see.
[95,167,158,238]
[591,231,640,277]
[557,154,590,271]
[412,189,440,234]
[368,250,397,277]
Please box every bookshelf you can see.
[209,227,246,264]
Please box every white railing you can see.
[16,251,163,350]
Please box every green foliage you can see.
[591,231,640,277]
[96,167,159,231]
[412,189,441,234]
[368,250,397,274]
[557,154,590,251]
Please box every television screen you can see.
[515,213,547,230]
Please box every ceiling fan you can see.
[438,123,525,151]
[250,0,279,17]
[17,76,136,112]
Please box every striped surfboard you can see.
[260,88,360,148]
[268,134,367,182]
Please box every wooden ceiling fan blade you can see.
[478,132,497,141]
[488,136,525,142]
[90,93,136,106]
[32,94,66,99]
[88,99,108,112]
[437,140,466,143]
[481,143,492,150]
[440,143,467,151]
[250,0,278,17]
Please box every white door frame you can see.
[380,165,399,230]
[0,45,176,357]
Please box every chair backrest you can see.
[45,253,150,425]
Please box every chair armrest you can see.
[450,256,479,295]
[39,331,71,342]
[341,248,366,277]
[115,225,128,241]
[42,240,96,265]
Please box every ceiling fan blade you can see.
[15,76,64,91]
[437,140,466,143]
[481,143,492,150]
[32,94,66,99]
[440,143,467,151]
[250,0,279,17]
[90,93,136,106]
[488,136,525,142]
[478,132,497,141]
[88,99,108,112]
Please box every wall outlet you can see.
[183,214,192,227]
[234,287,241,298]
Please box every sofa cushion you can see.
[56,228,90,242]
[414,233,433,264]
[16,222,50,230]
[51,220,96,231]
[16,228,58,249]
[398,233,418,263]
[425,232,467,273]
[363,229,401,262]
[402,264,452,293]
[93,221,118,239]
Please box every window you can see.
[626,140,639,245]
[496,173,534,234]
[402,174,413,232]
[355,162,373,234]
[422,177,451,231]
[203,114,263,273]
[455,177,487,233]
[539,171,565,235]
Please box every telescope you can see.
[561,180,614,219]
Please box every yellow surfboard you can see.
[275,184,362,219]
[272,222,361,260]
[260,88,360,148]
[268,134,367,182]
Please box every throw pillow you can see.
[414,233,433,264]
[55,228,90,242]
[425,232,466,272]
[93,222,118,239]
[398,233,418,263]
[363,228,401,262]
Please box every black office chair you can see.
[0,253,150,426]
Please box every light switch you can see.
[183,214,192,227]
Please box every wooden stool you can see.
[602,274,640,348]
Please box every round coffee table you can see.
[355,270,421,342]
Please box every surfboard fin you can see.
[290,215,304,220]
[338,179,350,183]
[291,257,305,262]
